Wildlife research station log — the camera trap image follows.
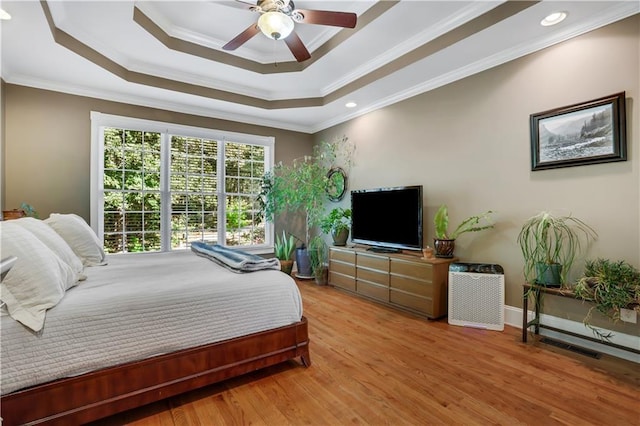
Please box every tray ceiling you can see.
[1,1,638,133]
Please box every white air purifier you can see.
[448,263,505,331]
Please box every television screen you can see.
[350,185,423,252]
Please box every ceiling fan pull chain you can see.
[273,38,279,68]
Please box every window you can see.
[91,112,273,254]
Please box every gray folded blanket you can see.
[191,241,281,273]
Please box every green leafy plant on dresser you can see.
[432,204,494,258]
[319,207,351,246]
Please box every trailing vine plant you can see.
[573,258,640,340]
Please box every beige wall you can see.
[317,14,639,333]
[2,86,313,238]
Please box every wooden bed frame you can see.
[1,317,310,425]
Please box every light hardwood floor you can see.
[95,279,639,425]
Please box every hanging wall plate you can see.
[326,167,347,201]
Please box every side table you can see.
[521,283,640,355]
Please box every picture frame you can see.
[530,92,626,171]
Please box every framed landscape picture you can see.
[529,92,626,171]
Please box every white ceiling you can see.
[2,1,638,134]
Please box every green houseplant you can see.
[517,211,597,287]
[573,258,640,340]
[259,136,354,278]
[433,204,493,258]
[320,207,352,246]
[308,236,329,285]
[274,231,296,275]
[259,156,328,279]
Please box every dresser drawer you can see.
[390,259,432,281]
[357,267,389,286]
[390,290,432,316]
[357,280,389,302]
[330,271,356,292]
[390,275,433,298]
[331,260,355,277]
[357,253,389,272]
[330,248,356,263]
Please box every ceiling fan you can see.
[222,0,357,62]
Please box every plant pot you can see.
[332,228,349,246]
[434,239,455,258]
[279,259,294,275]
[2,210,26,220]
[535,262,562,287]
[314,265,329,286]
[295,247,314,279]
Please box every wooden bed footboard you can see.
[1,317,310,425]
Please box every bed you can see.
[0,216,310,425]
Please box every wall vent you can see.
[448,263,504,331]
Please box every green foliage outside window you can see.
[102,128,267,253]
[103,129,162,253]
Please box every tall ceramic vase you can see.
[295,247,314,279]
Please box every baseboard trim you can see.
[504,305,640,363]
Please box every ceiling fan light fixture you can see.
[258,11,294,40]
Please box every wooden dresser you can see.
[329,246,457,319]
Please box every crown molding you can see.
[312,2,640,133]
[5,75,312,133]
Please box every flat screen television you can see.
[350,185,423,252]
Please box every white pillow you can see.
[12,217,85,280]
[45,213,106,266]
[0,222,78,332]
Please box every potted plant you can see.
[2,202,38,220]
[259,156,327,279]
[433,204,493,258]
[517,211,597,287]
[308,236,329,285]
[573,258,640,340]
[320,207,351,246]
[274,231,296,275]
[259,136,354,279]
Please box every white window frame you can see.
[90,111,274,253]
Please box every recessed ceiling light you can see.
[541,11,567,27]
[345,102,357,108]
[0,9,11,20]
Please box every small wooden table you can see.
[521,283,640,355]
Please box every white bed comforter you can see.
[0,250,303,395]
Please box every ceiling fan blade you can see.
[284,31,311,62]
[222,24,260,51]
[217,1,257,10]
[237,0,258,4]
[295,9,357,28]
